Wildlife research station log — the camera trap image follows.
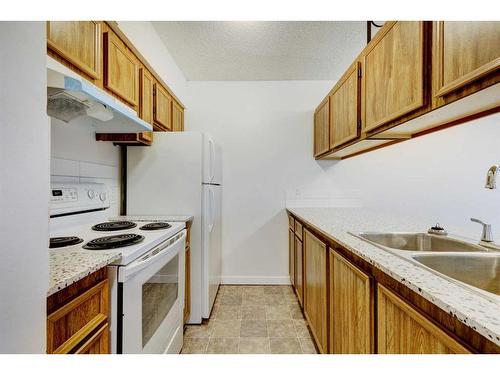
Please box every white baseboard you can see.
[220,276,291,285]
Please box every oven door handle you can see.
[118,230,186,282]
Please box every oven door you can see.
[118,230,186,354]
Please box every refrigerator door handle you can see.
[209,187,215,233]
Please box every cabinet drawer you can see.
[294,220,303,240]
[47,279,108,354]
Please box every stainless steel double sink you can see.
[351,232,500,297]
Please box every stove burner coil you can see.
[139,222,172,230]
[49,236,84,248]
[83,234,144,250]
[92,221,137,231]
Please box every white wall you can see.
[187,81,334,283]
[0,22,49,353]
[117,21,189,106]
[187,80,500,283]
[322,113,500,239]
[51,117,121,216]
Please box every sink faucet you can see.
[471,218,500,251]
[470,218,493,242]
[485,165,499,189]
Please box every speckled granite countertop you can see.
[287,207,500,346]
[48,250,120,296]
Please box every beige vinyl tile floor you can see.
[181,285,319,354]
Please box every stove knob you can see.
[99,192,107,202]
[87,189,95,199]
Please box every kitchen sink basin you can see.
[356,232,487,253]
[413,254,500,296]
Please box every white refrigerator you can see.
[126,132,222,323]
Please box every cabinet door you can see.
[434,21,500,97]
[303,229,328,353]
[377,285,470,354]
[295,236,304,307]
[47,280,109,354]
[172,100,185,131]
[362,21,425,132]
[47,21,101,79]
[103,31,139,107]
[289,229,295,286]
[329,251,373,354]
[330,62,360,148]
[75,323,109,354]
[154,83,172,130]
[139,67,154,124]
[313,97,330,157]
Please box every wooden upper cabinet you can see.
[433,21,500,98]
[329,250,373,354]
[313,96,330,157]
[172,100,184,131]
[103,30,139,107]
[377,285,471,354]
[303,229,328,353]
[330,62,361,149]
[139,67,154,124]
[47,21,101,80]
[154,83,172,131]
[362,21,426,133]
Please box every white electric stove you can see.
[49,182,186,354]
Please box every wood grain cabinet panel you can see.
[139,67,155,124]
[289,229,295,287]
[329,250,373,353]
[295,236,304,307]
[330,62,361,148]
[172,100,185,131]
[154,83,172,130]
[362,21,425,132]
[47,279,109,354]
[314,97,330,157]
[103,31,139,107]
[47,21,101,80]
[377,285,471,354]
[434,21,500,97]
[75,323,109,354]
[303,229,328,353]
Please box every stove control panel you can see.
[50,182,110,216]
[51,187,78,203]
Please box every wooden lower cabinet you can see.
[47,269,110,354]
[289,228,295,286]
[329,250,373,353]
[294,236,304,306]
[377,285,470,354]
[303,229,328,353]
[75,323,109,354]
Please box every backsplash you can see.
[285,187,362,208]
[50,117,121,216]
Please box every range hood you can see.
[47,57,152,133]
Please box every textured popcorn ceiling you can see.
[152,21,366,81]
